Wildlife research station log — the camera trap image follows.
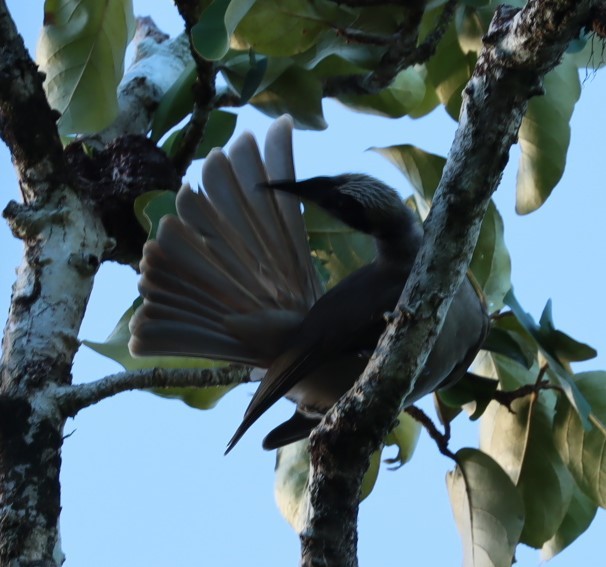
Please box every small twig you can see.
[55,365,252,417]
[405,405,456,460]
[492,365,561,413]
[405,0,458,67]
[170,0,219,177]
[334,27,395,46]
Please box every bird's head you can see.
[263,174,421,244]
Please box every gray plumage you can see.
[128,115,489,453]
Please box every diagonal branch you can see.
[300,1,598,566]
[171,0,218,177]
[324,0,456,97]
[55,365,252,417]
[0,0,66,204]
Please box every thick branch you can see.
[0,0,66,204]
[56,365,252,417]
[301,1,598,566]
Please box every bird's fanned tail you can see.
[128,116,322,367]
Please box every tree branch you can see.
[56,365,252,417]
[300,2,598,566]
[0,0,66,204]
[171,0,218,177]
[324,0,454,97]
[0,2,110,561]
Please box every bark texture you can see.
[299,1,599,565]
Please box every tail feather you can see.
[129,115,321,368]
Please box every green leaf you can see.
[37,0,135,134]
[161,110,238,161]
[275,439,382,533]
[191,0,256,61]
[516,56,581,213]
[150,62,196,142]
[538,300,597,363]
[455,5,487,55]
[438,373,498,420]
[481,326,533,369]
[251,66,327,130]
[372,144,445,201]
[470,203,511,312]
[338,68,426,118]
[504,290,593,429]
[541,481,597,561]
[194,110,238,158]
[447,448,524,567]
[479,354,575,547]
[133,191,177,239]
[383,411,421,467]
[233,0,343,57]
[553,372,606,508]
[239,54,268,103]
[304,202,374,288]
[424,7,474,120]
[83,301,234,410]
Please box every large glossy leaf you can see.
[150,62,196,142]
[516,56,581,213]
[37,0,135,134]
[133,190,177,239]
[553,372,606,508]
[304,202,374,288]
[541,481,597,561]
[234,0,346,57]
[83,302,234,410]
[338,68,426,118]
[479,354,574,547]
[251,66,327,130]
[191,0,256,61]
[447,448,524,567]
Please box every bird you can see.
[128,115,489,454]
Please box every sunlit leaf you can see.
[553,372,606,508]
[541,481,597,561]
[234,0,345,57]
[274,439,382,533]
[83,300,234,410]
[37,0,135,134]
[383,411,421,467]
[480,354,574,547]
[191,0,256,61]
[424,6,474,120]
[516,56,581,213]
[447,448,524,567]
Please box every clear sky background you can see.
[1,2,605,566]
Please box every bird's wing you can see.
[129,116,322,365]
[224,265,398,452]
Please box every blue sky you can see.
[1,2,605,565]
